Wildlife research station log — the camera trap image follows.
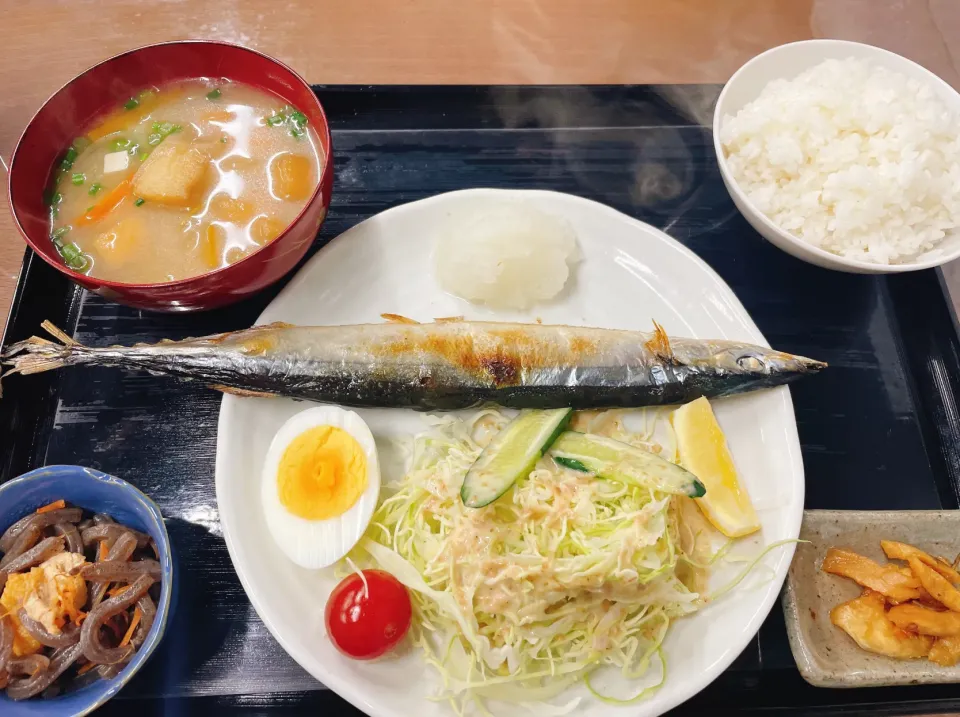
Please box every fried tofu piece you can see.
[133,143,209,205]
[0,552,87,657]
[830,591,933,659]
[888,603,960,637]
[908,558,960,612]
[882,540,960,584]
[822,547,922,603]
[930,635,960,667]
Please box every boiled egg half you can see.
[262,406,381,569]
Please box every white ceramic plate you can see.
[215,188,804,717]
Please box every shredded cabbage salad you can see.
[344,409,767,715]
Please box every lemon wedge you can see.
[671,397,760,538]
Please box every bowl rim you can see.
[0,464,173,714]
[7,38,334,290]
[712,38,960,273]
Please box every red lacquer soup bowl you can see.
[7,40,334,312]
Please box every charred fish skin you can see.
[1,320,825,410]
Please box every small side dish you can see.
[46,80,324,282]
[823,540,960,666]
[0,500,163,700]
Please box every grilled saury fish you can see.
[0,319,825,410]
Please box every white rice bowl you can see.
[720,58,960,265]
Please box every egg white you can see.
[261,406,381,569]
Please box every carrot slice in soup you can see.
[76,176,134,225]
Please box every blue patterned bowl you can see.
[0,465,173,716]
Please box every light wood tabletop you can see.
[1,0,959,327]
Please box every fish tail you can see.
[0,322,87,396]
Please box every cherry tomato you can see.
[325,569,412,660]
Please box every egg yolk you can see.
[277,425,368,520]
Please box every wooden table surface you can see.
[1,0,959,326]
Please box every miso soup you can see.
[47,80,324,283]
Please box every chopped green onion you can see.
[220,136,228,144]
[138,151,150,161]
[51,226,70,243]
[86,205,94,212]
[123,97,140,110]
[206,88,222,100]
[88,182,102,196]
[71,173,85,186]
[147,121,181,147]
[52,192,62,206]
[266,114,285,127]
[127,143,140,156]
[134,197,145,207]
[59,147,78,170]
[59,242,89,271]
[108,137,132,152]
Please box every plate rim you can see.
[215,187,804,716]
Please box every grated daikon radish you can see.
[434,201,579,310]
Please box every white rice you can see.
[721,58,960,264]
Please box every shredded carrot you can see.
[107,584,130,598]
[77,660,97,676]
[85,89,175,141]
[119,607,141,648]
[98,542,108,561]
[36,499,66,514]
[75,175,134,226]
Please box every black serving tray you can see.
[3,85,960,717]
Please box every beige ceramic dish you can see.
[783,510,960,687]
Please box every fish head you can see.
[704,342,827,378]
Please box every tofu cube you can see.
[133,143,208,205]
[103,151,130,174]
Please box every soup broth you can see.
[48,80,323,283]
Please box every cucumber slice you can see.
[461,408,573,508]
[549,431,705,498]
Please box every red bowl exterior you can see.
[7,41,333,312]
